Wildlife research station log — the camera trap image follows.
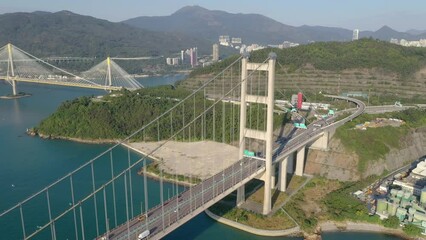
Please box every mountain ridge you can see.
[123,5,426,44]
[0,10,211,57]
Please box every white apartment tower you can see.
[353,29,359,41]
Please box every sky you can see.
[1,0,425,32]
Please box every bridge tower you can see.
[7,43,17,95]
[107,57,112,87]
[237,52,276,215]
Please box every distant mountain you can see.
[123,6,423,44]
[0,11,211,57]
[406,29,426,36]
[123,5,353,44]
[360,26,417,41]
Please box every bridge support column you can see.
[295,146,306,176]
[287,152,294,173]
[278,158,288,192]
[12,79,17,95]
[309,131,329,150]
[236,186,245,207]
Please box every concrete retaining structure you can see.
[204,209,301,237]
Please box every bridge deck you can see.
[1,78,123,91]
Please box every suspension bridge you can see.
[0,43,143,94]
[0,52,365,240]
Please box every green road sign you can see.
[244,149,255,157]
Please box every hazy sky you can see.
[1,0,425,31]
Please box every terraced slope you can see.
[179,39,426,103]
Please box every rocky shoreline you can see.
[26,128,118,144]
[0,92,32,99]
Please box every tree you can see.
[403,223,422,236]
[382,216,399,229]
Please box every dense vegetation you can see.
[403,224,423,236]
[335,108,426,171]
[0,11,210,58]
[284,176,414,233]
[35,86,287,142]
[322,178,378,223]
[190,39,426,77]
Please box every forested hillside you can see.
[34,86,285,142]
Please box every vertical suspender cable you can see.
[157,120,160,142]
[110,151,117,227]
[160,169,165,231]
[19,204,26,239]
[213,75,216,141]
[91,162,100,236]
[124,172,130,240]
[70,175,79,240]
[46,189,56,240]
[103,187,109,237]
[79,205,85,240]
[143,158,149,230]
[127,148,134,219]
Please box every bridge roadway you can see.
[0,77,123,91]
[100,95,365,240]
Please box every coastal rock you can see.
[303,232,322,240]
[26,128,38,137]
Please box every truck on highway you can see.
[138,230,150,239]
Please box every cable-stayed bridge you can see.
[0,43,143,94]
[0,51,365,240]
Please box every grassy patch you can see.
[209,202,297,230]
[246,175,306,208]
[283,177,340,232]
[334,108,426,172]
[143,162,201,184]
[322,176,381,224]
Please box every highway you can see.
[100,95,365,240]
[272,95,365,162]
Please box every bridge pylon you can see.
[7,43,17,95]
[237,52,276,215]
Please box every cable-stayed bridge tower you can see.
[0,43,143,95]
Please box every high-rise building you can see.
[352,29,359,41]
[189,47,198,67]
[212,44,219,61]
[181,50,185,61]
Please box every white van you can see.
[138,230,150,240]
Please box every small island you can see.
[0,92,32,99]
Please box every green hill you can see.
[0,11,210,58]
[33,86,284,142]
[181,39,426,102]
